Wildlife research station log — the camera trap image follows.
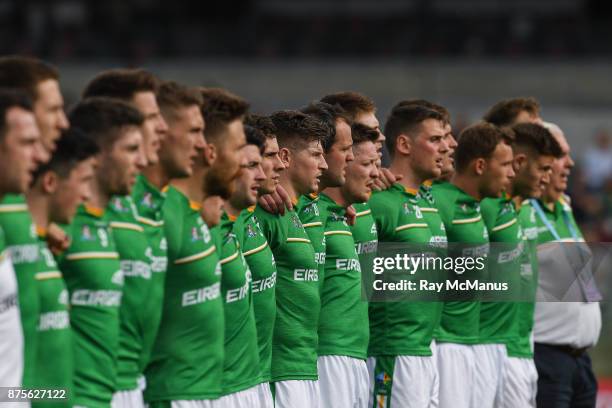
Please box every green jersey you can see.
[351,202,378,264]
[0,194,40,387]
[431,182,489,345]
[145,187,223,402]
[107,196,154,391]
[506,200,539,358]
[31,232,72,408]
[368,184,444,356]
[296,194,326,283]
[216,212,261,395]
[254,205,320,381]
[533,196,583,244]
[57,205,123,407]
[317,193,369,359]
[479,197,522,344]
[130,175,167,371]
[234,207,277,383]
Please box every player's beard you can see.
[204,164,240,200]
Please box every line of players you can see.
[0,55,585,408]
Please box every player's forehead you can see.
[355,110,379,128]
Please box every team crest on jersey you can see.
[111,198,129,213]
[330,211,347,225]
[304,203,320,216]
[141,193,155,209]
[290,213,302,228]
[403,202,412,215]
[460,203,469,213]
[246,223,258,238]
[80,225,95,241]
[214,262,222,276]
[500,202,514,216]
[191,227,200,242]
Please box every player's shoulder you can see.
[0,194,28,214]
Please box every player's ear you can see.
[204,142,217,166]
[396,134,411,155]
[42,171,59,194]
[279,147,291,167]
[474,158,486,175]
[513,153,527,172]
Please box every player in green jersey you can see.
[0,89,43,389]
[146,85,247,407]
[431,122,515,408]
[58,98,144,407]
[83,69,176,406]
[367,105,448,408]
[531,122,601,408]
[238,114,287,406]
[254,110,327,408]
[315,121,378,407]
[480,123,561,408]
[215,126,268,405]
[0,57,68,389]
[25,128,98,407]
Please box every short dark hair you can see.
[69,97,144,148]
[511,123,563,158]
[244,114,276,139]
[483,97,540,127]
[301,101,350,152]
[320,92,376,121]
[384,105,445,157]
[455,121,515,172]
[394,99,450,124]
[0,88,33,142]
[244,125,266,153]
[157,81,203,122]
[270,110,328,150]
[82,68,159,101]
[33,128,99,180]
[351,123,379,145]
[0,56,59,102]
[199,87,249,141]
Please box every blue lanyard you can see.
[530,199,579,241]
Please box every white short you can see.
[169,400,215,408]
[215,384,261,407]
[111,387,144,408]
[499,356,537,408]
[256,382,274,408]
[436,343,475,408]
[367,354,438,408]
[273,380,320,408]
[472,344,507,408]
[318,355,369,408]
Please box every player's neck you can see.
[25,188,49,230]
[451,173,482,201]
[88,180,111,209]
[389,160,425,190]
[224,200,242,218]
[322,187,349,208]
[542,188,562,210]
[279,171,300,204]
[142,164,168,190]
[172,166,205,203]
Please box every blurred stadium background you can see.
[2,0,611,404]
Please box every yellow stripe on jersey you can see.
[286,237,311,244]
[355,209,372,217]
[220,251,239,265]
[110,221,144,232]
[452,215,482,225]
[324,230,353,237]
[243,242,268,257]
[0,204,28,213]
[66,251,120,261]
[420,207,438,213]
[491,218,517,232]
[395,223,428,232]
[302,222,323,228]
[136,215,164,228]
[35,271,62,280]
[174,245,216,265]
